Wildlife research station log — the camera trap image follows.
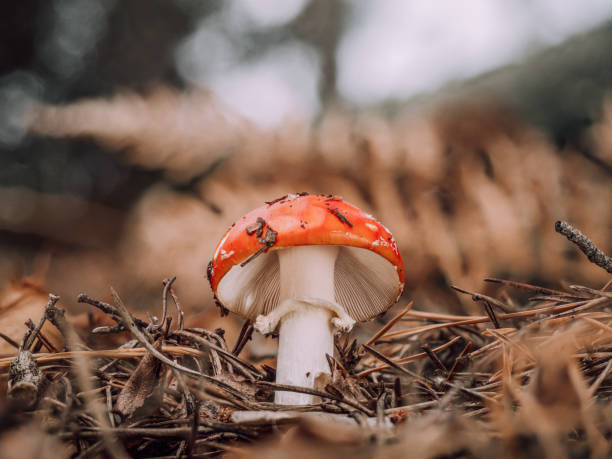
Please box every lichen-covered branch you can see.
[555,220,612,274]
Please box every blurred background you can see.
[1,1,611,337]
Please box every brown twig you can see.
[45,294,89,351]
[185,400,200,457]
[482,301,501,329]
[78,294,149,329]
[484,278,583,298]
[362,344,433,387]
[446,341,473,383]
[451,285,515,313]
[0,332,20,350]
[384,299,595,340]
[232,321,254,357]
[152,276,176,332]
[8,348,41,408]
[167,279,185,331]
[421,343,448,374]
[0,346,209,371]
[365,301,414,346]
[357,336,462,377]
[327,207,353,227]
[24,319,57,353]
[555,220,612,273]
[568,285,612,299]
[22,294,57,351]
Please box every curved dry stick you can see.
[152,276,176,332]
[167,278,185,330]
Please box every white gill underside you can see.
[216,245,400,323]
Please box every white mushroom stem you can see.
[254,245,354,405]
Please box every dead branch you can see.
[555,220,612,273]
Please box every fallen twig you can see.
[555,220,612,273]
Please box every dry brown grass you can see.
[20,88,611,316]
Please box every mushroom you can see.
[207,194,405,404]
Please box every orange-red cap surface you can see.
[208,194,404,296]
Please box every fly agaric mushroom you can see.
[207,194,404,404]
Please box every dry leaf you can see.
[115,338,163,418]
[0,279,63,356]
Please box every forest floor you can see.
[0,221,611,458]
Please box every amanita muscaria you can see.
[207,193,404,404]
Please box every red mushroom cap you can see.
[208,194,405,321]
